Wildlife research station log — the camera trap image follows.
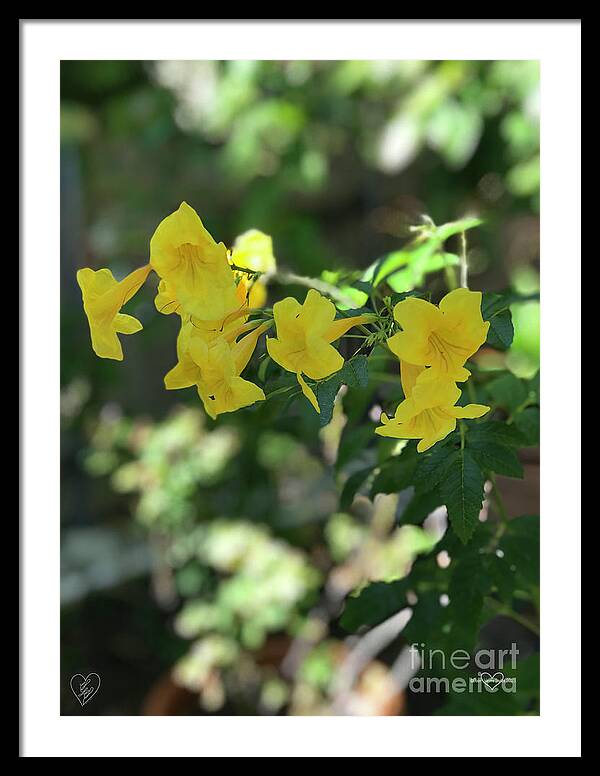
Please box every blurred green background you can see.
[61,60,540,715]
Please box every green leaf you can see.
[363,217,482,294]
[402,589,448,650]
[433,217,483,240]
[389,290,428,307]
[399,488,445,525]
[435,653,540,716]
[425,251,460,271]
[528,370,540,403]
[487,372,529,412]
[499,515,539,588]
[485,553,516,605]
[369,250,411,286]
[482,292,515,350]
[257,355,272,383]
[439,449,486,544]
[335,285,369,310]
[467,429,524,479]
[350,280,374,296]
[370,447,418,497]
[340,579,410,632]
[435,686,527,716]
[514,406,540,446]
[470,441,523,478]
[413,434,458,493]
[470,420,527,448]
[446,552,491,649]
[336,425,375,472]
[339,467,373,510]
[315,355,369,426]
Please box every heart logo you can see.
[70,673,101,707]
[479,671,504,692]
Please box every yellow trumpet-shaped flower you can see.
[77,264,151,360]
[164,320,270,419]
[387,289,490,382]
[230,229,276,309]
[375,361,490,452]
[155,267,249,320]
[266,288,373,412]
[150,202,240,322]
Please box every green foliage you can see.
[439,448,486,544]
[340,579,412,632]
[369,444,419,497]
[499,514,540,590]
[361,217,482,296]
[409,418,526,545]
[341,513,539,717]
[339,467,374,511]
[435,654,540,715]
[482,291,515,350]
[315,355,369,426]
[467,424,524,479]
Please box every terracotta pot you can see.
[141,671,199,716]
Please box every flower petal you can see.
[114,313,143,335]
[325,313,375,343]
[154,279,181,315]
[230,229,276,274]
[150,202,217,276]
[297,373,320,413]
[248,281,267,309]
[271,296,303,340]
[89,328,123,361]
[198,375,265,418]
[164,356,200,390]
[394,296,442,331]
[300,338,344,380]
[233,321,272,374]
[387,329,433,367]
[411,375,461,413]
[448,403,491,419]
[298,289,337,337]
[399,360,425,398]
[437,288,490,363]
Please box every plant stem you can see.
[230,263,264,276]
[445,265,459,291]
[271,270,358,307]
[459,231,468,289]
[507,395,535,424]
[484,597,540,637]
[506,609,540,637]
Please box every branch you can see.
[330,608,413,713]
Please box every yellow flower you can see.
[155,261,249,320]
[154,278,182,316]
[150,202,240,322]
[164,320,270,419]
[230,229,276,309]
[77,264,151,360]
[266,288,373,412]
[375,361,490,452]
[387,289,490,382]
